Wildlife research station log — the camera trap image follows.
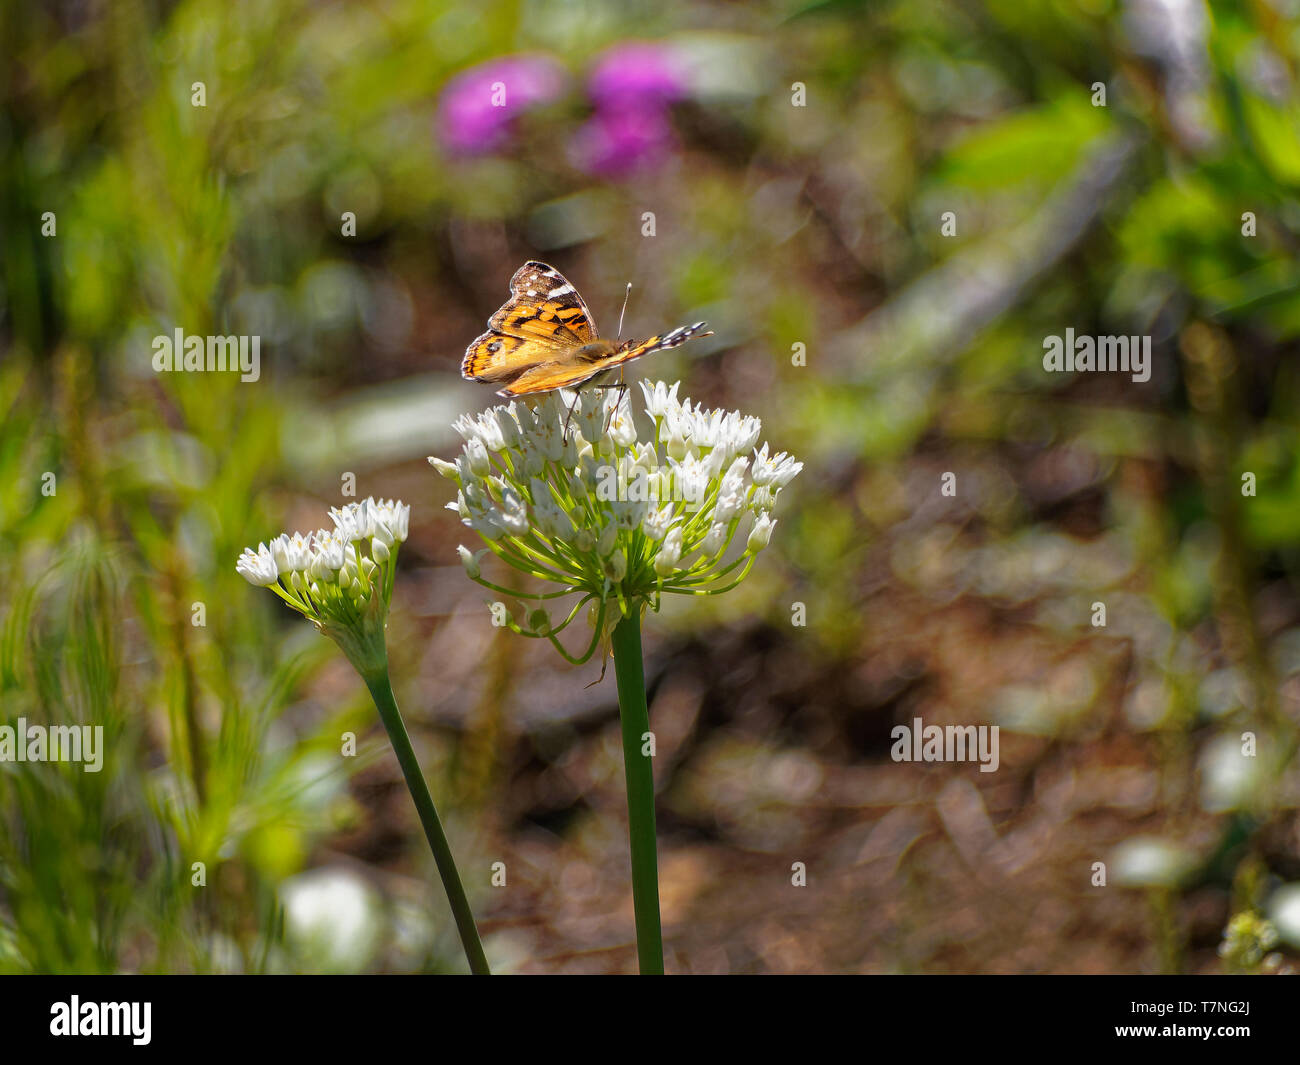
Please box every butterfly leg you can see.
[586,371,627,436]
[611,366,629,435]
[561,389,582,442]
[592,380,628,436]
[608,381,628,436]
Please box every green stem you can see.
[610,609,664,975]
[362,667,491,975]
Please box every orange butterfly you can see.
[462,261,713,397]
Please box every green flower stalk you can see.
[237,497,489,975]
[432,382,801,973]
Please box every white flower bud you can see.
[655,527,683,576]
[750,485,778,513]
[747,514,775,551]
[466,438,490,477]
[457,545,481,579]
[596,522,618,557]
[493,408,521,450]
[701,521,729,557]
[429,456,460,481]
[269,534,291,572]
[603,549,627,581]
[714,486,745,524]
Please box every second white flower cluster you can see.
[236,497,410,624]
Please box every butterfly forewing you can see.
[462,262,598,384]
[489,262,597,344]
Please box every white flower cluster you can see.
[237,498,410,637]
[432,383,800,614]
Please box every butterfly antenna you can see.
[616,282,633,342]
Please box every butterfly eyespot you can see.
[488,341,501,352]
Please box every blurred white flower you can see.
[1269,884,1300,949]
[1111,836,1196,889]
[1198,732,1261,813]
[280,866,384,974]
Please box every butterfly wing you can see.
[495,321,714,397]
[495,360,614,396]
[462,262,597,384]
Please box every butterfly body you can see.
[462,261,712,397]
[573,339,622,362]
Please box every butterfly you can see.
[462,261,713,397]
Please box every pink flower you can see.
[437,54,567,155]
[586,41,687,108]
[568,105,678,179]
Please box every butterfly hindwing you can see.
[495,361,611,397]
[461,332,532,383]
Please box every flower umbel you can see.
[236,497,410,674]
[432,382,801,664]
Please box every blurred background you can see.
[3,0,1300,974]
